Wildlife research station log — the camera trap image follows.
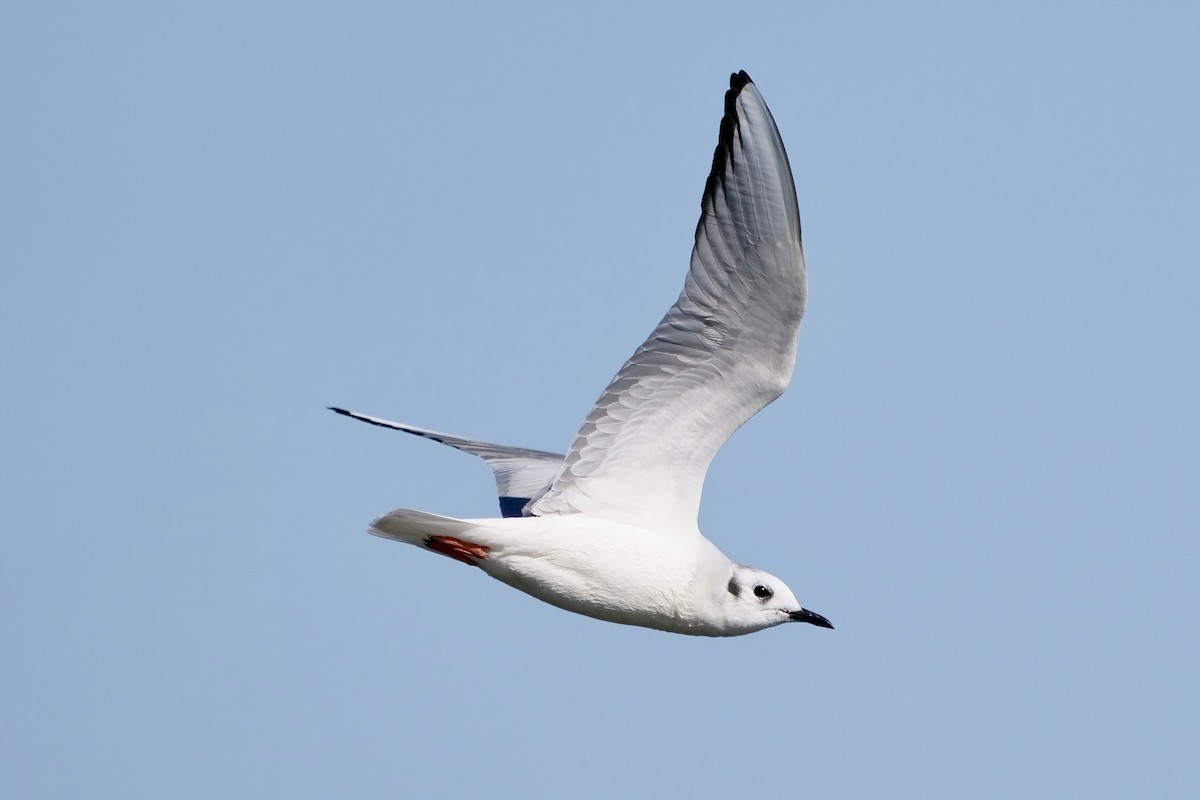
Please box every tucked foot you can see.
[424,535,489,566]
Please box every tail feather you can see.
[368,508,476,546]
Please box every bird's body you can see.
[333,72,833,637]
[371,510,736,635]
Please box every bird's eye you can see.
[753,585,773,600]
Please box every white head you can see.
[719,564,834,636]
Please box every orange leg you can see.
[424,535,489,566]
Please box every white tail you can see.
[368,508,477,546]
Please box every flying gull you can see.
[332,71,831,636]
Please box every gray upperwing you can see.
[329,407,564,517]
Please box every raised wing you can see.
[528,72,805,532]
[329,407,563,517]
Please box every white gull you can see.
[332,71,831,637]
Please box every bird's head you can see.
[720,565,833,635]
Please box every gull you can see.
[332,71,831,636]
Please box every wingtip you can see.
[709,71,757,198]
[730,70,753,91]
[329,406,351,416]
[723,71,754,120]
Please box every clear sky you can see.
[4,2,1198,797]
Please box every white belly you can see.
[465,515,727,635]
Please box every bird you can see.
[332,71,831,637]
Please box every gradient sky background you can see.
[4,2,1198,797]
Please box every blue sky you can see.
[4,2,1198,797]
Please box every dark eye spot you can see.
[753,584,773,600]
[727,577,740,597]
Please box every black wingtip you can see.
[707,72,756,203]
[328,406,351,416]
[724,71,754,119]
